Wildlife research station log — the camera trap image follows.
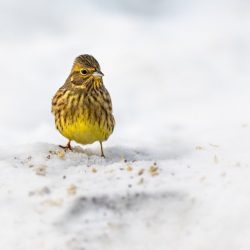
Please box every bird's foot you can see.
[99,141,105,158]
[59,141,72,151]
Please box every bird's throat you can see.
[93,78,103,90]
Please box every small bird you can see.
[51,54,115,157]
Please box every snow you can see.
[1,0,250,249]
[2,139,250,250]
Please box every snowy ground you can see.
[1,0,250,249]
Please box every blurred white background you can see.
[0,0,250,148]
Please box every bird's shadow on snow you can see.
[66,190,188,217]
[58,190,193,248]
[59,190,191,230]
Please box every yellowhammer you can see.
[52,54,115,157]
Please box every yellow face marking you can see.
[71,63,95,74]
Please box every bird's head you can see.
[69,54,104,88]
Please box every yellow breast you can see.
[52,87,115,145]
[60,117,112,144]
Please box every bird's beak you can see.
[92,70,104,77]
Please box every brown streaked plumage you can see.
[51,54,115,157]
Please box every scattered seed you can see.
[92,168,97,173]
[149,165,159,176]
[41,186,51,194]
[34,165,47,176]
[138,169,144,176]
[195,146,205,150]
[57,150,65,159]
[67,184,77,196]
[127,165,133,172]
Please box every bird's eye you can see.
[80,69,88,75]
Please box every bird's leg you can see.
[99,141,105,158]
[59,140,72,151]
